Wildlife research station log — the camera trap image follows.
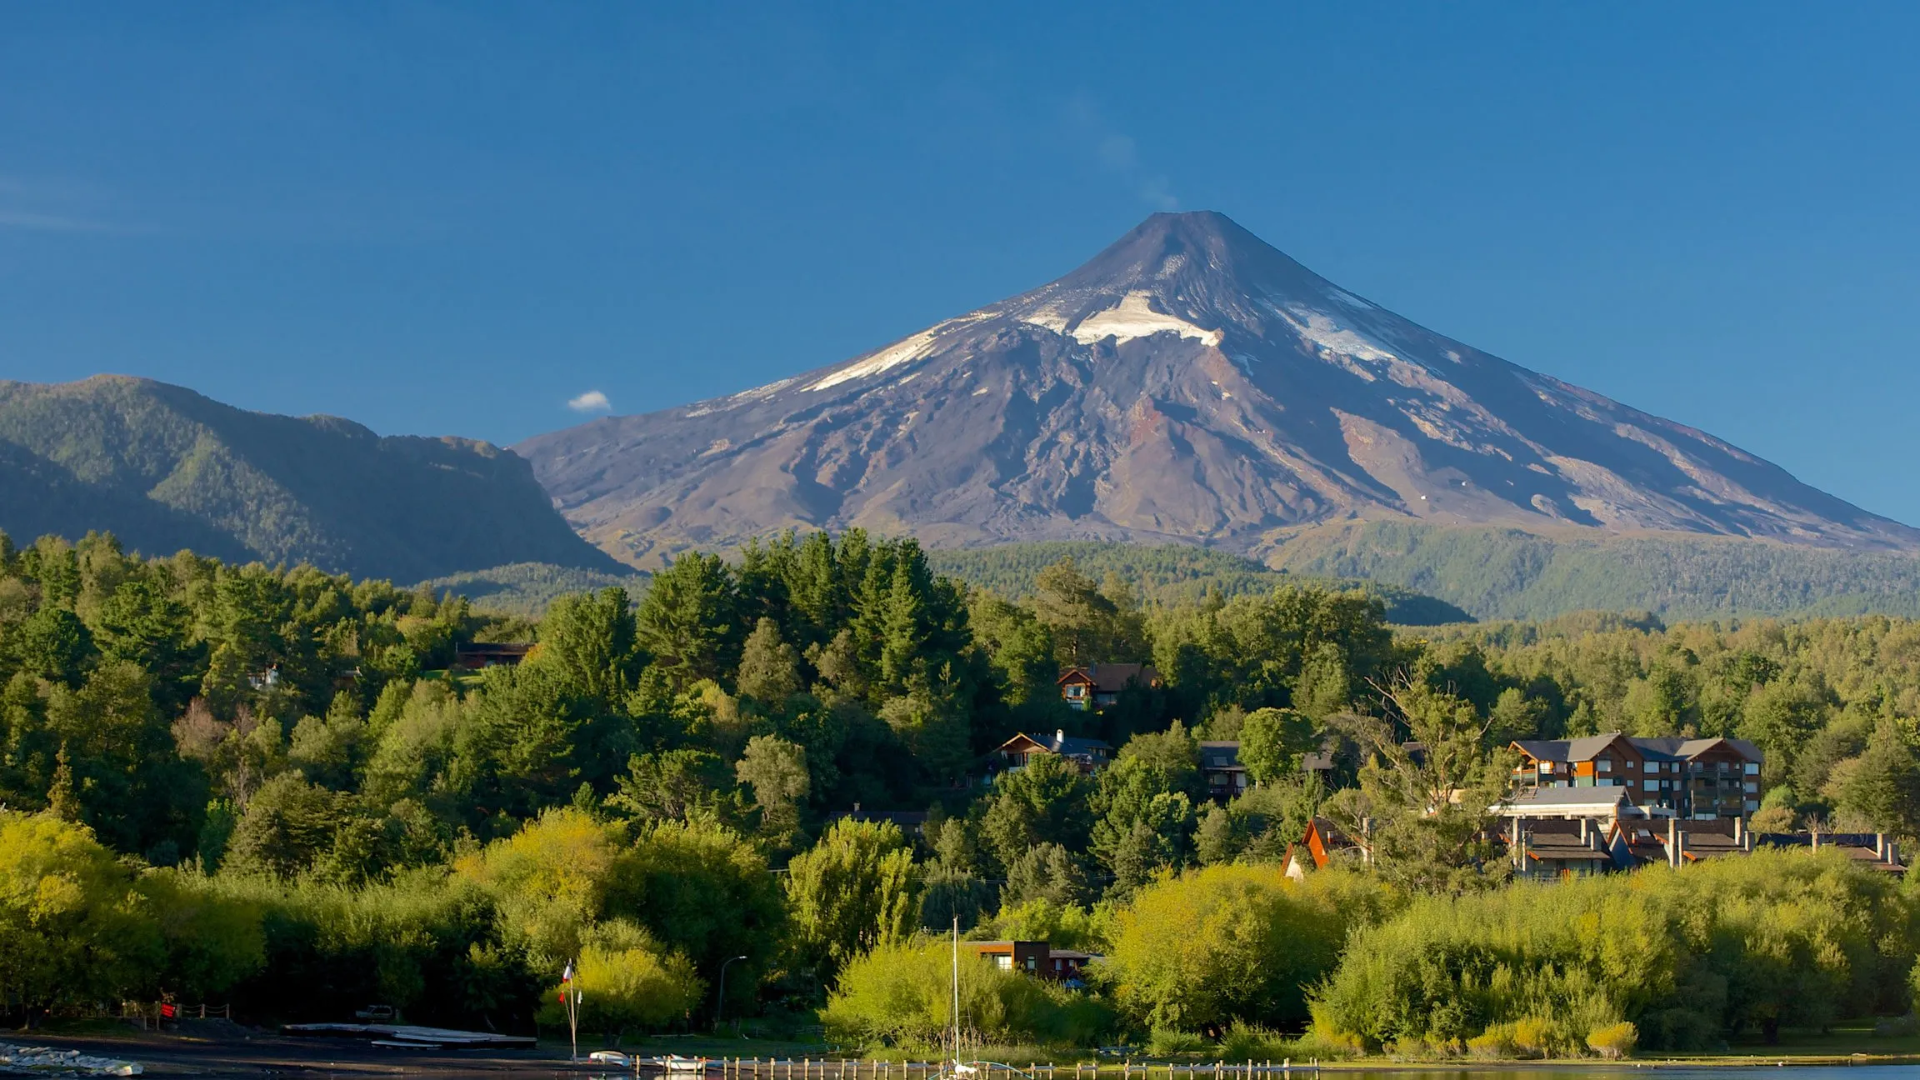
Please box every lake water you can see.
[1326,1071,1920,1080]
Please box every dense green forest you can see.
[417,543,1468,624]
[9,527,1920,1056]
[1265,520,1920,621]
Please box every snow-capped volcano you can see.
[516,212,1917,567]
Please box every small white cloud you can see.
[567,390,612,413]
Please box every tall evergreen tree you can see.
[536,587,640,707]
[635,554,740,688]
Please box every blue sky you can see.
[4,5,1919,523]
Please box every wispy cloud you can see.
[567,390,613,414]
[1063,95,1180,211]
[0,209,120,233]
[0,176,136,234]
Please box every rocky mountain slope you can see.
[517,212,1918,568]
[0,375,623,582]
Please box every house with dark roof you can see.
[1509,732,1763,818]
[1198,741,1248,800]
[991,729,1113,774]
[1607,815,1762,868]
[1753,830,1906,873]
[1494,792,1907,877]
[967,940,1101,985]
[455,642,534,669]
[1503,816,1617,879]
[1056,664,1159,712]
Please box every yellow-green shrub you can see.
[822,937,1112,1050]
[1103,865,1398,1031]
[1464,1023,1519,1059]
[1587,1021,1638,1059]
[1309,848,1913,1052]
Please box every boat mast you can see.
[951,915,961,1066]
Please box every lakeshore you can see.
[16,1025,1920,1080]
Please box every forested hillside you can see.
[1264,520,1920,620]
[926,542,1471,625]
[418,561,647,617]
[8,525,1920,1053]
[0,375,620,582]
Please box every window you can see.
[1596,759,1612,773]
[1644,779,1658,791]
[1627,760,1638,770]
[994,955,1012,971]
[1745,763,1759,775]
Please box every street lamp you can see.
[715,955,749,1031]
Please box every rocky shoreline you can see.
[0,1045,142,1077]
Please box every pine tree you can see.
[878,561,930,692]
[537,586,640,706]
[0,672,54,808]
[785,531,842,649]
[1830,720,1920,837]
[48,742,81,822]
[635,554,740,687]
[737,618,803,706]
[1034,557,1119,667]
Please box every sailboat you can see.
[939,920,1044,1080]
[946,918,976,1079]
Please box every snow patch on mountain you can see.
[1067,292,1223,347]
[1273,306,1399,364]
[809,330,941,391]
[514,210,1920,565]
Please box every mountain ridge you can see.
[0,374,623,582]
[518,211,1915,568]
